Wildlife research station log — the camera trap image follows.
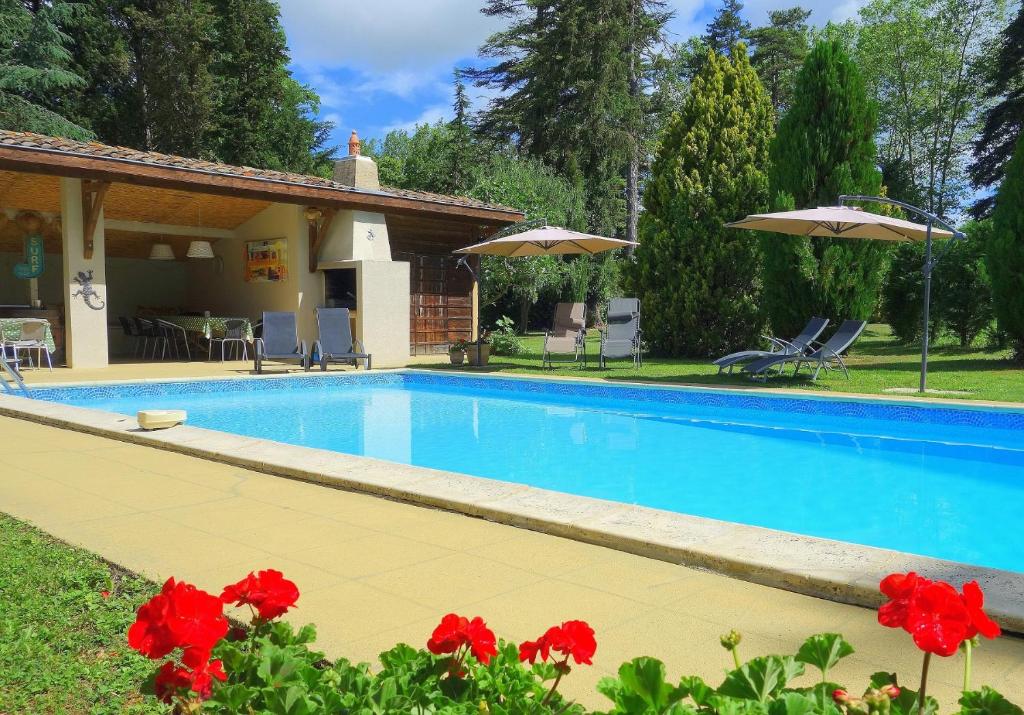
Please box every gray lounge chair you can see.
[714,317,830,374]
[599,298,642,368]
[744,320,867,380]
[310,307,371,371]
[543,302,587,368]
[254,311,308,373]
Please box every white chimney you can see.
[333,130,379,190]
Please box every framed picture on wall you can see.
[244,238,288,283]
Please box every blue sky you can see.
[278,0,866,151]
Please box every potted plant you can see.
[449,339,469,365]
[468,331,490,367]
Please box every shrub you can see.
[126,568,1019,714]
[883,222,994,347]
[989,136,1024,361]
[628,45,772,357]
[762,40,890,339]
[882,242,928,344]
[934,222,994,348]
[489,315,525,356]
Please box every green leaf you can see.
[959,687,1024,715]
[679,675,714,707]
[617,657,685,709]
[769,692,836,715]
[795,634,854,677]
[718,656,805,702]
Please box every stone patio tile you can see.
[360,552,544,611]
[224,516,375,555]
[293,580,436,645]
[289,533,454,579]
[465,527,619,575]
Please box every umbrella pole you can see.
[456,256,482,366]
[920,222,933,393]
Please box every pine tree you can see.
[761,40,890,338]
[209,0,334,173]
[987,136,1024,360]
[748,6,810,118]
[468,0,668,236]
[123,0,217,156]
[627,45,773,356]
[0,0,90,138]
[970,4,1024,217]
[703,0,750,56]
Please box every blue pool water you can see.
[31,372,1024,572]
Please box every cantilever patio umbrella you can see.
[727,195,964,393]
[454,223,637,363]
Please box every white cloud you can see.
[278,0,505,72]
[383,103,452,133]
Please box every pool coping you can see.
[4,371,1024,631]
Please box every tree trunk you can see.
[519,295,530,335]
[625,0,640,255]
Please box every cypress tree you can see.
[987,137,1024,360]
[627,46,773,357]
[761,40,889,338]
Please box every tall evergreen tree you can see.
[971,2,1024,217]
[468,0,668,236]
[987,136,1024,360]
[627,45,773,357]
[761,40,889,338]
[748,6,810,118]
[124,0,217,156]
[703,0,750,56]
[208,0,333,173]
[0,0,90,138]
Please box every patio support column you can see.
[61,177,109,368]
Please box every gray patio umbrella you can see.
[727,196,965,393]
[454,224,636,364]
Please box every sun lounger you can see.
[714,317,830,374]
[310,307,371,371]
[600,298,641,368]
[254,311,308,373]
[543,302,587,368]
[743,320,867,380]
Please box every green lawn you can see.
[433,324,1024,404]
[0,513,163,714]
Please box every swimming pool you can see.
[31,371,1024,572]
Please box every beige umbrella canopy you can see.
[727,198,966,394]
[455,226,637,256]
[726,206,954,242]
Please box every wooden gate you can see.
[394,251,473,355]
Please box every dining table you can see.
[156,315,255,343]
[0,317,57,354]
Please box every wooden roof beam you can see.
[306,207,337,272]
[81,179,110,260]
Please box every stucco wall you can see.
[186,203,322,342]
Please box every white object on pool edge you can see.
[137,410,187,430]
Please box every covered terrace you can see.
[0,130,522,370]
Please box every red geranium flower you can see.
[426,613,498,664]
[905,580,971,657]
[181,647,227,699]
[878,572,930,631]
[961,581,1001,640]
[518,620,596,665]
[153,661,192,704]
[128,578,228,659]
[221,569,300,620]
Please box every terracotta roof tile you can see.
[0,130,521,215]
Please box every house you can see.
[0,130,522,368]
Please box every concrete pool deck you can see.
[3,415,1024,705]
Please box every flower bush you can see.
[127,570,1022,714]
